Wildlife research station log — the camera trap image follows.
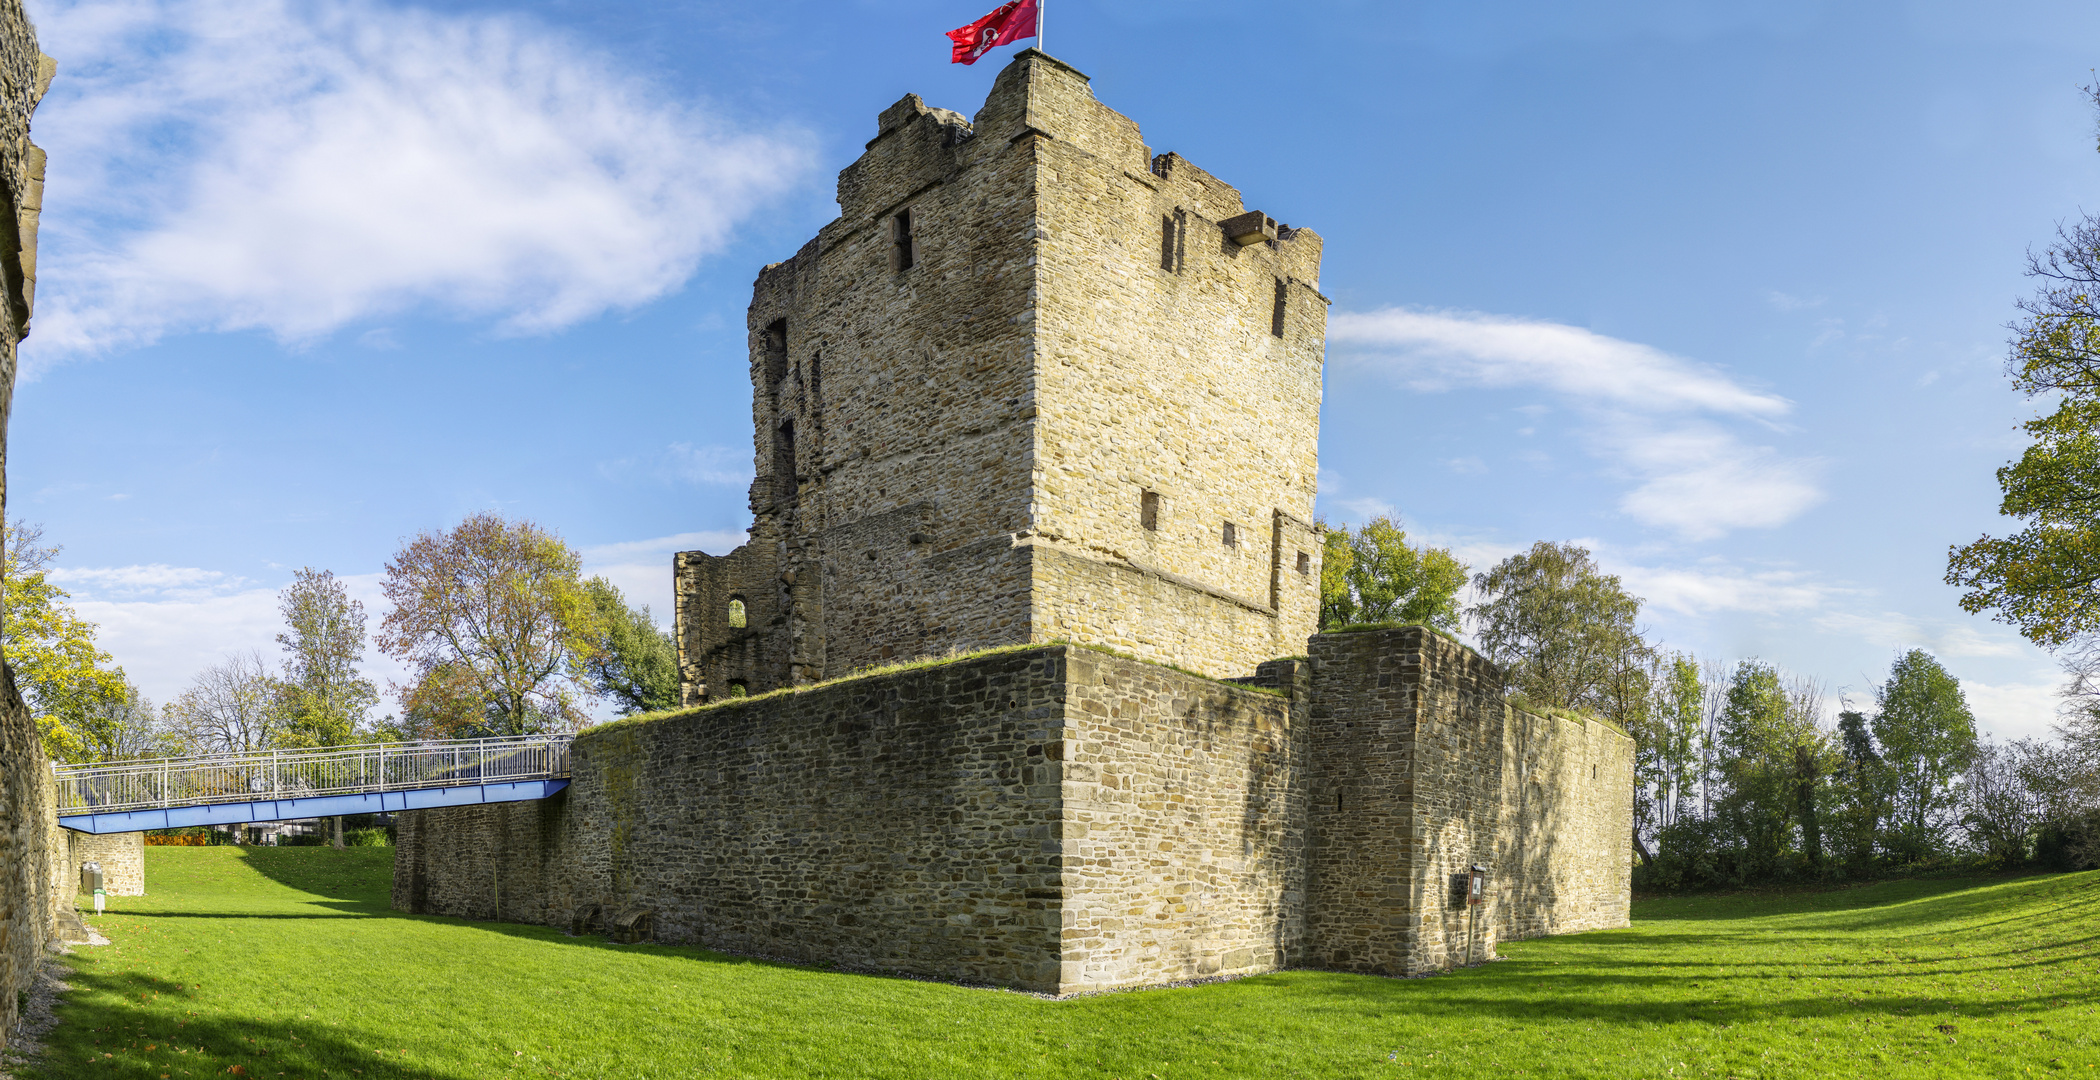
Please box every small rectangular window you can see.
[1296,550,1310,575]
[1141,490,1160,531]
[1223,521,1239,549]
[1160,215,1176,271]
[891,208,916,271]
[1271,278,1287,338]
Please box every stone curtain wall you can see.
[1054,654,1304,993]
[399,636,1633,993]
[68,831,145,896]
[400,645,1306,994]
[0,0,54,1051]
[1304,626,1634,976]
[1,668,64,1043]
[676,50,1325,703]
[401,647,1077,991]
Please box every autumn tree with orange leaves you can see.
[378,512,604,738]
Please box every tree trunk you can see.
[1795,744,1823,869]
[1633,827,1655,869]
[332,815,344,850]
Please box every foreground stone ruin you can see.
[396,51,1634,994]
[0,0,60,1049]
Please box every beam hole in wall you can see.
[1222,521,1238,549]
[891,208,916,271]
[1296,550,1310,574]
[1141,490,1160,531]
[727,598,746,629]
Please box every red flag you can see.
[947,0,1039,65]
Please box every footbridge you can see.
[54,735,572,834]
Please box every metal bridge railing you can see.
[53,734,573,816]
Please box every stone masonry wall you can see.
[1055,653,1304,993]
[1304,626,1633,976]
[676,51,1325,702]
[68,831,145,897]
[0,0,54,1052]
[401,647,1077,991]
[399,645,1310,995]
[1,667,65,1044]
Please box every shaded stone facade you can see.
[675,51,1324,703]
[396,630,1632,994]
[0,0,55,1049]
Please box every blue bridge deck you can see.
[54,735,573,835]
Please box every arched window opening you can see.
[728,598,747,629]
[727,681,749,699]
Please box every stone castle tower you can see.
[675,51,1325,702]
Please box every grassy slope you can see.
[27,849,2098,1080]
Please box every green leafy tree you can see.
[165,650,285,754]
[1872,649,1978,860]
[1468,541,1645,713]
[74,680,177,762]
[1827,708,1892,869]
[274,567,379,747]
[1317,516,1468,631]
[3,519,129,761]
[1639,655,1706,840]
[1946,90,2100,646]
[378,513,604,738]
[582,577,679,715]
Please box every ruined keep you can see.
[397,52,1635,996]
[673,50,1323,702]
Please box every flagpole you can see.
[1037,0,1045,54]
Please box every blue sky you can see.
[14,0,2099,735]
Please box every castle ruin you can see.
[673,51,1321,699]
[395,51,1634,995]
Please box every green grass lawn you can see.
[25,848,2098,1079]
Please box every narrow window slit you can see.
[1141,490,1160,531]
[1271,278,1287,337]
[892,208,916,271]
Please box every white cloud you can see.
[598,443,751,487]
[64,567,413,709]
[580,529,748,626]
[1330,307,1788,418]
[25,0,812,364]
[1330,306,1822,540]
[61,533,759,714]
[1615,561,1837,618]
[48,563,237,598]
[1810,610,2027,661]
[1601,418,1824,540]
[1963,679,2063,743]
